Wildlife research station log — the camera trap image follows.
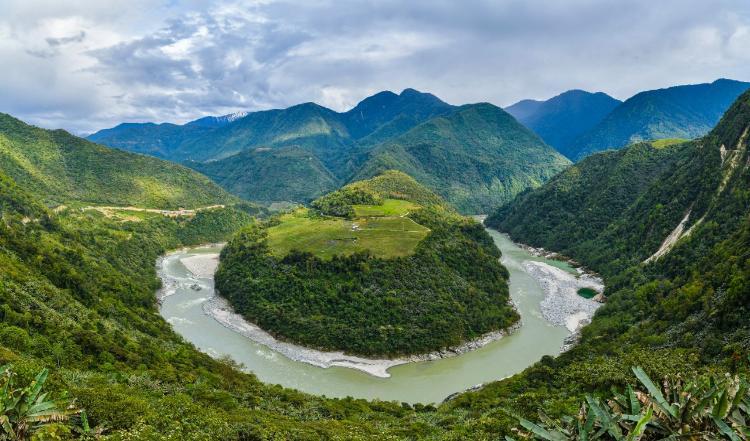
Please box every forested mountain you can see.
[505,89,621,159]
[354,103,571,213]
[430,87,750,439]
[487,88,750,357]
[216,171,519,356]
[569,78,750,160]
[486,138,692,272]
[88,90,567,212]
[0,113,236,209]
[190,146,340,203]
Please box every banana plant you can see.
[507,366,749,440]
[0,365,78,440]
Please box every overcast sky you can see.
[2,0,750,134]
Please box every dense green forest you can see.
[0,113,237,209]
[190,146,340,203]
[216,173,519,356]
[471,91,750,421]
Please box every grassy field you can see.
[650,138,689,148]
[266,206,430,259]
[352,198,416,217]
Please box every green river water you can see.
[158,228,574,404]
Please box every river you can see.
[158,228,580,404]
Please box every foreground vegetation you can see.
[216,172,519,356]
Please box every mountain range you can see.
[505,89,622,159]
[88,89,569,213]
[508,78,750,160]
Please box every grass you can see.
[352,199,416,217]
[650,138,689,149]
[266,207,430,260]
[577,287,598,299]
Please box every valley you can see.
[157,226,599,403]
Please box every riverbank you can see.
[155,231,577,402]
[158,248,522,378]
[521,261,603,333]
[204,295,522,378]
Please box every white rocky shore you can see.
[158,247,522,378]
[521,260,604,335]
[203,296,521,378]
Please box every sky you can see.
[2,0,750,134]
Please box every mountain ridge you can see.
[505,89,622,158]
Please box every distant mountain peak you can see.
[505,89,621,157]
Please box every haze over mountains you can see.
[505,89,622,159]
[90,89,569,213]
[508,78,750,160]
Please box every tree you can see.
[0,366,78,440]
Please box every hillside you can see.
[486,89,750,356]
[0,113,236,209]
[190,146,340,203]
[486,139,692,272]
[342,88,455,142]
[570,78,750,160]
[505,89,622,159]
[354,103,571,213]
[215,172,519,356]
[435,88,750,437]
[89,90,570,209]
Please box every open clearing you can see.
[267,202,429,259]
[352,199,416,217]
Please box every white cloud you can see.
[1,0,749,134]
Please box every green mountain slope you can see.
[440,88,750,437]
[216,172,518,356]
[343,88,455,141]
[505,89,622,159]
[354,103,571,213]
[0,113,236,209]
[570,78,750,160]
[85,121,212,159]
[486,139,692,272]
[487,89,750,352]
[88,90,570,208]
[190,146,339,203]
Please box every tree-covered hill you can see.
[487,88,750,362]
[190,146,340,203]
[486,139,692,274]
[569,78,750,160]
[215,172,519,356]
[0,113,237,209]
[505,89,622,159]
[354,103,571,213]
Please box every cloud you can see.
[1,0,750,133]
